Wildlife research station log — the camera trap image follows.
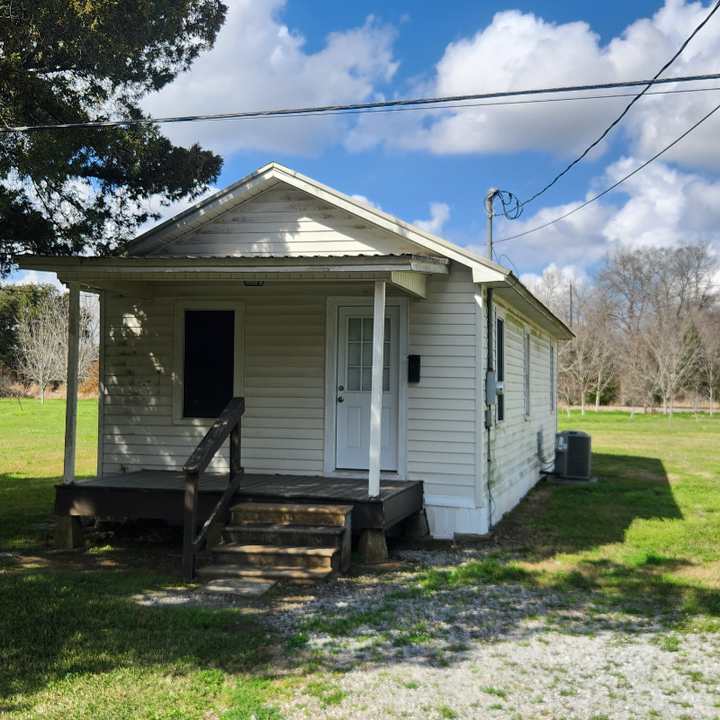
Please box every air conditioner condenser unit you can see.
[554,430,592,480]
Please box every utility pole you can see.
[485,188,500,261]
[569,282,573,328]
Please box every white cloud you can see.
[2,270,65,292]
[602,158,720,246]
[484,159,720,275]
[351,194,382,210]
[138,186,221,234]
[347,1,720,169]
[143,0,398,155]
[413,202,450,235]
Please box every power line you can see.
[517,0,720,210]
[354,83,720,116]
[2,73,720,133]
[494,99,720,245]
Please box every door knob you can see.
[338,397,344,403]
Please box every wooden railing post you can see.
[183,470,199,581]
[230,422,240,484]
[182,397,246,581]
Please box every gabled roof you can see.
[19,162,572,339]
[124,162,505,282]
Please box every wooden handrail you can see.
[182,397,245,581]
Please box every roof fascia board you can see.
[17,254,442,271]
[492,281,573,340]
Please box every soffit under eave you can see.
[491,285,573,340]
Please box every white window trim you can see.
[173,299,245,425]
[324,295,408,479]
[550,342,555,413]
[495,308,506,425]
[524,329,531,418]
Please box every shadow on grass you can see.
[526,453,683,552]
[0,473,59,549]
[0,563,277,710]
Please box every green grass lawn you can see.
[490,410,720,616]
[3,402,720,717]
[0,399,286,719]
[0,398,98,547]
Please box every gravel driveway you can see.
[265,548,720,720]
[132,544,720,719]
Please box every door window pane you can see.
[345,316,391,392]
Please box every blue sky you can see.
[11,0,720,289]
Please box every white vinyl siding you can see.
[148,186,432,259]
[407,267,478,508]
[101,283,335,475]
[97,275,557,539]
[485,301,557,528]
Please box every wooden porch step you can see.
[211,543,340,571]
[198,501,353,583]
[230,502,353,527]
[197,564,335,583]
[222,522,345,548]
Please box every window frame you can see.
[173,299,244,425]
[496,315,505,423]
[550,342,555,413]
[524,330,531,418]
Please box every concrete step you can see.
[211,543,341,571]
[221,522,344,548]
[197,563,335,583]
[229,502,353,527]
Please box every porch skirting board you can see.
[425,504,488,539]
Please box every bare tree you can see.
[557,339,577,418]
[78,293,100,385]
[648,309,702,418]
[14,290,99,401]
[16,297,66,402]
[698,310,720,416]
[596,242,717,416]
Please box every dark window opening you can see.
[496,317,505,422]
[183,310,234,418]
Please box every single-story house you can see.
[19,162,571,556]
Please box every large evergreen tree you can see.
[0,0,227,275]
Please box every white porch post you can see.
[368,280,386,497]
[63,282,81,484]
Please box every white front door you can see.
[335,306,399,471]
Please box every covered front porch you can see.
[55,471,424,534]
[38,258,440,576]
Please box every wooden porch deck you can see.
[55,471,424,532]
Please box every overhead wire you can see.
[515,0,720,211]
[494,98,720,245]
[2,73,720,133]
